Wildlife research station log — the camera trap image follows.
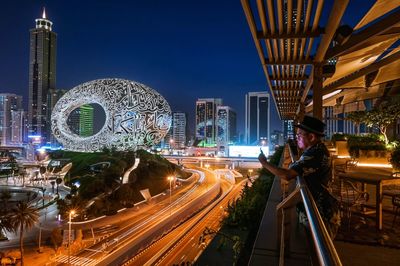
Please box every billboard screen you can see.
[228,146,269,158]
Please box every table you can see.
[338,171,400,230]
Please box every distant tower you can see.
[0,94,23,146]
[171,112,187,148]
[47,88,66,145]
[28,7,57,144]
[283,120,294,140]
[10,110,27,145]
[245,92,270,145]
[195,98,222,145]
[216,106,237,150]
[79,105,94,137]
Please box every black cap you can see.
[294,115,325,136]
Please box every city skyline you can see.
[0,1,375,136]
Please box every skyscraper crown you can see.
[35,7,53,30]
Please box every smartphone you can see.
[260,148,264,154]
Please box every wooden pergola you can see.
[241,0,400,121]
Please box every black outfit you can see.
[289,142,340,235]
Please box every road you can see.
[125,175,251,265]
[54,167,220,265]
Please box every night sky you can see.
[0,0,375,137]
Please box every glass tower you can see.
[245,92,270,145]
[195,98,222,145]
[28,8,57,144]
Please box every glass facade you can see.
[28,13,57,144]
[245,92,270,146]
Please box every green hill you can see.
[50,149,191,218]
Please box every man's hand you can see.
[258,152,267,164]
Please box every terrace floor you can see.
[250,152,400,266]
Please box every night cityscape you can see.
[1,1,400,266]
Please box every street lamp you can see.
[167,176,174,215]
[68,210,76,265]
[261,140,266,146]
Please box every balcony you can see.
[249,143,400,265]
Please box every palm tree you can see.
[11,201,39,266]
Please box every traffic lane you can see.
[159,179,248,265]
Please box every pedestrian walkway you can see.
[54,254,97,265]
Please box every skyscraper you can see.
[245,92,270,145]
[48,88,66,145]
[283,120,294,140]
[10,110,27,145]
[195,98,222,146]
[28,8,57,144]
[66,105,94,137]
[79,104,94,137]
[171,112,187,149]
[216,106,237,150]
[0,94,23,146]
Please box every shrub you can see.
[331,133,349,144]
[390,147,400,170]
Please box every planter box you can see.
[335,141,349,157]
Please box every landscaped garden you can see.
[50,148,191,220]
[197,146,283,265]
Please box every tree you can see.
[50,228,63,251]
[199,227,243,264]
[10,201,39,266]
[0,213,15,240]
[346,111,366,135]
[347,96,400,144]
[0,190,11,210]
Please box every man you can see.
[258,115,340,238]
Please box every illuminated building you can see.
[195,98,222,145]
[48,88,67,145]
[283,120,294,140]
[245,92,270,145]
[79,105,94,137]
[0,94,23,146]
[270,130,284,148]
[10,110,27,145]
[216,106,237,153]
[28,8,57,144]
[171,112,187,148]
[51,78,171,152]
[66,104,93,137]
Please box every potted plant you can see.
[331,134,349,156]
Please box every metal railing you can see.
[277,142,342,266]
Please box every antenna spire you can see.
[42,7,46,19]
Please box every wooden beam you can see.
[325,8,400,59]
[324,49,400,94]
[264,58,313,65]
[241,0,282,120]
[313,64,323,120]
[272,85,305,90]
[315,0,349,62]
[269,75,309,81]
[256,28,324,39]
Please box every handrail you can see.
[297,176,342,266]
[286,143,342,266]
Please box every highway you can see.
[124,174,250,265]
[54,167,221,265]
